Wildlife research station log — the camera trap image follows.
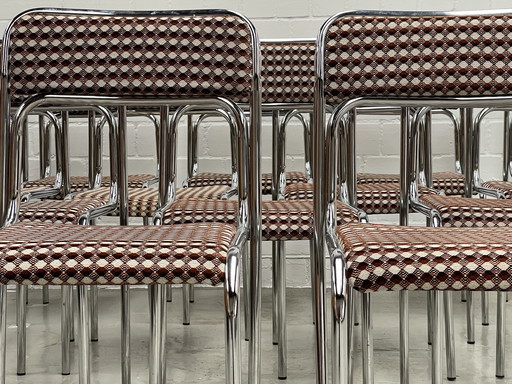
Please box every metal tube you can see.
[77,286,91,384]
[121,286,130,384]
[362,293,374,384]
[88,110,97,188]
[481,291,489,326]
[42,286,49,305]
[182,285,191,325]
[431,291,443,384]
[166,286,172,303]
[272,241,278,345]
[503,112,510,181]
[466,291,475,344]
[309,239,316,325]
[189,285,195,303]
[399,291,409,384]
[17,286,27,375]
[225,243,242,384]
[70,288,75,342]
[61,286,71,375]
[21,119,28,183]
[427,291,433,345]
[277,240,287,379]
[496,291,506,378]
[271,110,280,346]
[353,290,360,327]
[444,291,456,380]
[149,285,166,384]
[91,286,98,341]
[243,247,250,341]
[0,286,6,384]
[461,291,467,302]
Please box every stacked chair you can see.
[0,8,261,384]
[313,9,512,384]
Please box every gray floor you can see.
[3,287,511,383]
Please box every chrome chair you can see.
[314,10,512,384]
[1,8,261,384]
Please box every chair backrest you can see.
[319,11,512,104]
[261,39,315,104]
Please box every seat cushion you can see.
[285,182,437,214]
[337,222,512,293]
[420,194,512,227]
[186,172,233,187]
[19,198,108,224]
[23,174,157,192]
[481,180,512,199]
[0,222,236,286]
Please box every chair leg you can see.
[272,241,279,345]
[166,285,172,303]
[182,285,191,325]
[225,252,241,384]
[444,291,456,380]
[496,291,506,378]
[17,286,27,376]
[149,285,167,384]
[481,291,489,326]
[77,286,91,384]
[309,240,316,325]
[243,247,250,342]
[461,291,467,302]
[189,285,195,303]
[277,240,287,379]
[0,286,6,384]
[427,291,433,345]
[91,286,99,341]
[466,292,475,344]
[399,291,409,384]
[70,288,75,342]
[361,293,373,384]
[431,291,443,384]
[353,291,360,327]
[61,286,71,375]
[121,286,130,384]
[42,286,49,304]
[332,268,349,384]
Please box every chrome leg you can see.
[362,293,374,384]
[444,291,456,380]
[190,285,195,303]
[149,285,166,384]
[427,291,433,345]
[272,241,278,345]
[121,286,131,384]
[17,286,27,376]
[225,248,241,384]
[70,288,75,342]
[42,286,49,304]
[481,291,489,326]
[353,290,360,326]
[309,240,316,325]
[466,292,475,344]
[431,291,443,384]
[461,291,467,302]
[143,217,150,226]
[77,286,91,384]
[166,286,172,303]
[0,286,6,384]
[332,272,349,384]
[399,291,409,384]
[61,286,71,375]
[277,240,287,379]
[182,285,191,325]
[91,286,98,341]
[243,247,250,342]
[496,291,506,378]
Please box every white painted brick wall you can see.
[2,0,510,287]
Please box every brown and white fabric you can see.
[481,180,512,199]
[163,198,238,225]
[285,182,437,214]
[7,12,254,105]
[261,40,315,104]
[186,173,233,188]
[420,194,512,227]
[323,14,512,105]
[357,171,465,196]
[262,171,309,195]
[19,198,107,224]
[0,221,236,286]
[176,185,230,200]
[337,222,512,293]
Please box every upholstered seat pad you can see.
[482,181,512,199]
[337,222,512,293]
[23,174,157,192]
[74,186,229,217]
[0,222,236,286]
[420,194,512,227]
[163,198,359,241]
[285,182,437,214]
[19,198,108,224]
[357,171,464,196]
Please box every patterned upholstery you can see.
[262,171,308,194]
[19,199,107,224]
[323,13,512,104]
[0,221,236,286]
[162,198,359,241]
[357,171,465,196]
[261,40,315,104]
[74,186,229,217]
[481,180,512,199]
[420,194,512,227]
[337,222,512,292]
[8,11,254,105]
[285,182,437,214]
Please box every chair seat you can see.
[285,182,437,214]
[163,198,359,241]
[481,180,512,199]
[337,222,512,293]
[0,221,236,286]
[74,186,230,217]
[420,194,512,227]
[19,198,108,224]
[357,171,465,196]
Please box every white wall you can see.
[2,1,509,287]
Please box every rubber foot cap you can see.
[447,377,456,381]
[279,376,287,380]
[467,341,475,344]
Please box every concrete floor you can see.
[3,287,511,383]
